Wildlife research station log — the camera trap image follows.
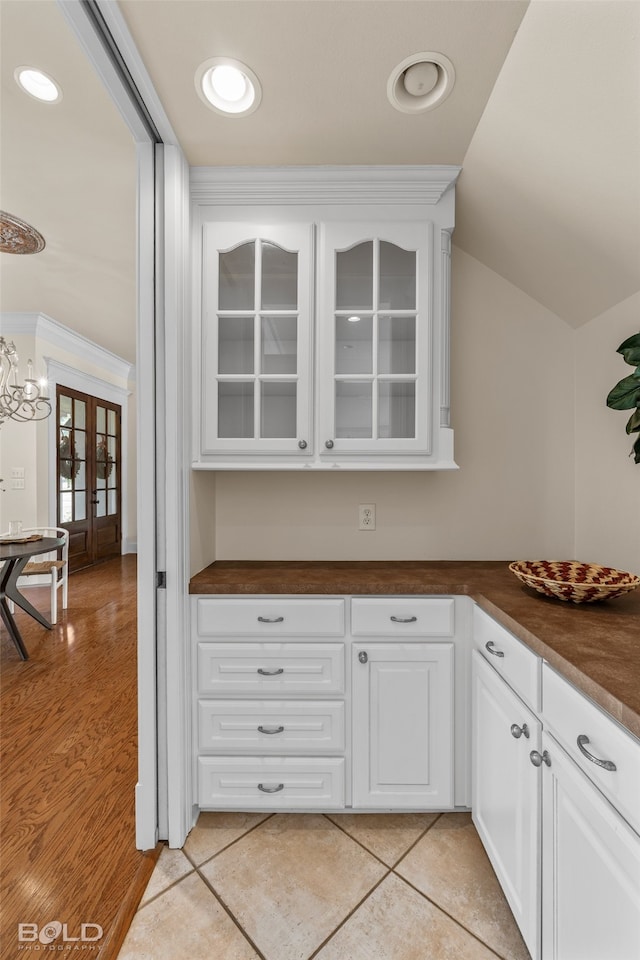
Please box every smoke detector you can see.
[387,52,455,114]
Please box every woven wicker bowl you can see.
[508,560,640,603]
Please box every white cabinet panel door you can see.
[472,650,541,960]
[352,642,453,808]
[542,731,640,960]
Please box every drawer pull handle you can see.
[257,667,284,676]
[485,640,505,658]
[530,749,551,768]
[258,782,284,794]
[258,725,285,735]
[257,616,284,623]
[390,615,418,623]
[577,735,617,772]
[510,723,530,739]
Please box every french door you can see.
[57,386,122,571]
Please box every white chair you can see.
[12,527,69,624]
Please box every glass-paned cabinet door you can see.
[201,222,313,456]
[318,222,432,456]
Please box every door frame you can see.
[47,362,130,553]
[58,0,191,850]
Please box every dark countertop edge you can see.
[189,562,640,741]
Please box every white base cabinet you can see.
[352,642,453,808]
[472,650,541,960]
[192,595,466,813]
[473,607,640,960]
[541,730,640,960]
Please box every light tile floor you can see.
[117,812,530,960]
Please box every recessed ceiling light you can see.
[195,57,262,117]
[14,66,62,103]
[387,53,455,114]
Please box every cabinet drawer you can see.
[197,642,345,696]
[543,664,640,834]
[196,598,345,637]
[473,606,540,711]
[351,598,455,636]
[198,700,345,753]
[198,757,345,809]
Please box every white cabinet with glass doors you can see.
[200,222,313,456]
[193,165,459,470]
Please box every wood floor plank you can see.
[0,556,159,960]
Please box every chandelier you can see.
[0,337,52,425]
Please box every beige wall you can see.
[195,249,576,566]
[574,293,640,575]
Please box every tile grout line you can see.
[306,868,393,960]
[195,865,269,960]
[182,812,277,871]
[391,870,511,960]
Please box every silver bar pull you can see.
[485,640,505,658]
[530,750,551,768]
[258,616,284,623]
[577,735,617,772]
[510,723,530,739]
[258,725,285,735]
[257,667,284,676]
[390,615,418,623]
[258,782,284,793]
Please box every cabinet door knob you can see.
[529,749,551,768]
[325,439,334,449]
[257,725,285,735]
[577,735,617,772]
[257,667,284,676]
[258,782,284,793]
[485,640,505,658]
[298,439,308,449]
[358,651,368,664]
[257,616,284,623]
[510,723,530,740]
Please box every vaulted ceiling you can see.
[1,0,639,364]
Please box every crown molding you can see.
[191,165,461,207]
[0,312,134,382]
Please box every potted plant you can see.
[606,332,640,464]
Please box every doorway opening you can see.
[57,385,122,571]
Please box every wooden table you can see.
[0,536,65,660]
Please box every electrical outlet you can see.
[358,503,376,531]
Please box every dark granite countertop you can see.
[189,560,640,740]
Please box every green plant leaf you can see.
[633,434,640,464]
[607,371,640,409]
[617,332,640,366]
[626,408,640,434]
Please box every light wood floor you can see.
[0,556,159,960]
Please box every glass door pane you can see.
[261,316,297,375]
[261,243,297,309]
[335,315,373,375]
[335,382,373,438]
[218,382,254,438]
[218,316,254,374]
[378,382,416,438]
[336,241,373,310]
[378,315,416,374]
[218,242,255,310]
[261,382,297,438]
[379,241,416,308]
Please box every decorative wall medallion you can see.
[0,211,46,254]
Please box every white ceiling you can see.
[1,0,639,365]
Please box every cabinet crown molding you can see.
[191,165,461,206]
